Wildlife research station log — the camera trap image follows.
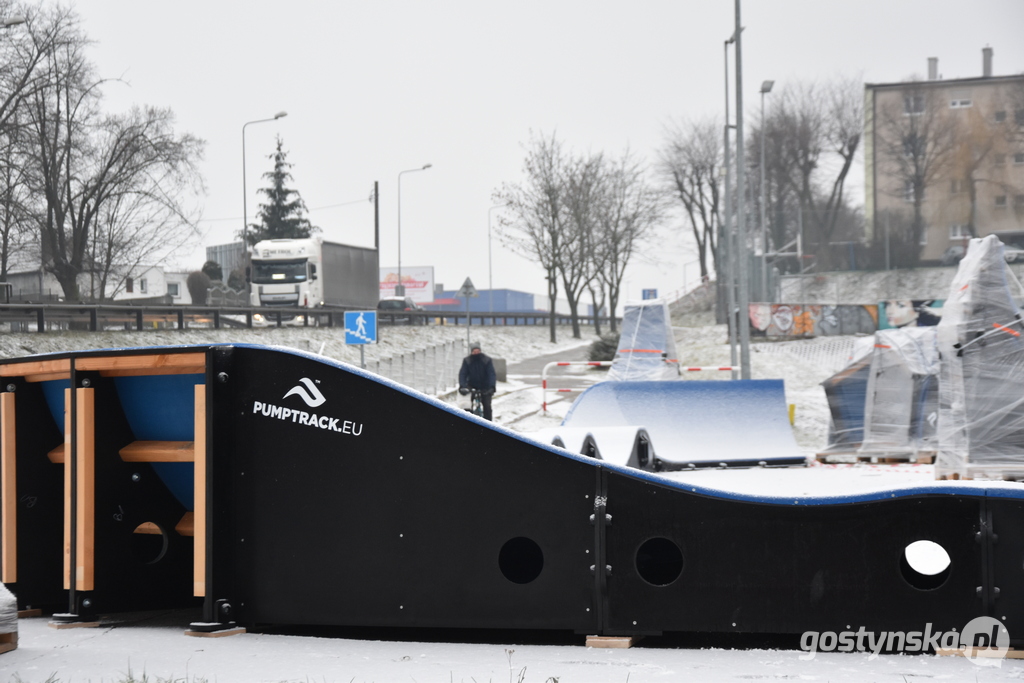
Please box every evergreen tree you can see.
[246,137,319,245]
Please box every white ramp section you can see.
[607,300,680,381]
[528,426,654,470]
[562,380,805,468]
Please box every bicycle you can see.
[461,387,493,419]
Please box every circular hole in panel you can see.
[900,540,951,590]
[636,537,684,586]
[130,522,170,565]
[498,537,544,584]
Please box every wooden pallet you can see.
[184,627,246,638]
[816,452,935,465]
[936,646,1024,659]
[0,632,17,655]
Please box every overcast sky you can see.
[69,0,1024,307]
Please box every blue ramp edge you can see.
[40,378,71,432]
[114,373,204,510]
[563,380,802,464]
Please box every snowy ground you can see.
[4,323,1023,681]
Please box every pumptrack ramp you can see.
[563,380,805,468]
[0,344,1022,646]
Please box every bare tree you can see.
[596,151,660,334]
[659,117,721,280]
[875,81,957,261]
[770,78,863,270]
[22,8,204,301]
[559,151,604,339]
[494,131,568,343]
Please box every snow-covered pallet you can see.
[0,583,16,655]
[816,451,935,465]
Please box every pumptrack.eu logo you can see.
[283,377,326,407]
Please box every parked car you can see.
[377,296,428,325]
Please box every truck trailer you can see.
[249,238,378,314]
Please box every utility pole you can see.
[723,37,738,380]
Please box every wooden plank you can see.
[63,389,70,590]
[17,609,41,618]
[47,620,100,630]
[120,441,195,462]
[75,387,94,592]
[47,444,64,464]
[194,384,206,597]
[100,366,205,378]
[133,522,162,535]
[937,646,1024,659]
[0,631,16,654]
[76,353,205,374]
[184,627,246,638]
[0,359,71,378]
[24,372,71,383]
[176,511,194,537]
[1,392,15,584]
[585,635,641,649]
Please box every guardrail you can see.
[0,303,618,333]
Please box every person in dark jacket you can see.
[459,341,496,420]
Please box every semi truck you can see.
[249,238,378,317]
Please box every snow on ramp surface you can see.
[563,379,803,464]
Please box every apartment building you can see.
[864,48,1024,263]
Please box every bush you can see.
[186,271,211,305]
[588,333,620,362]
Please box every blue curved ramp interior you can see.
[563,379,803,465]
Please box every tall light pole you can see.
[723,37,738,380]
[242,111,287,262]
[487,204,502,313]
[759,79,774,303]
[734,0,751,380]
[396,164,432,296]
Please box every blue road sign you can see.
[344,311,377,344]
[642,288,658,300]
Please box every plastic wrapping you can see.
[0,581,16,635]
[821,337,876,452]
[858,327,939,457]
[936,235,1024,478]
[606,300,680,381]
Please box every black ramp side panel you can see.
[227,347,598,631]
[988,494,1024,645]
[7,379,65,609]
[604,471,984,636]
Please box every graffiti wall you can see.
[749,304,879,339]
[877,300,945,329]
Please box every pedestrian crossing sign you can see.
[344,311,377,344]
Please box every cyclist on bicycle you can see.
[458,341,496,421]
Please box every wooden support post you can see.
[1,392,15,583]
[75,387,94,592]
[62,388,71,590]
[194,384,206,597]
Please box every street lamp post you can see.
[487,204,502,314]
[734,0,751,380]
[723,37,738,380]
[242,112,287,281]
[396,164,432,296]
[759,79,774,303]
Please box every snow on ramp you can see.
[563,379,805,466]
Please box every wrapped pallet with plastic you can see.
[859,326,940,460]
[936,235,1024,480]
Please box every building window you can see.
[949,90,972,109]
[904,94,925,115]
[167,283,180,297]
[996,195,1008,208]
[126,278,133,293]
[950,224,971,240]
[995,110,1007,123]
[139,278,147,294]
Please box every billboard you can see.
[379,266,435,302]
